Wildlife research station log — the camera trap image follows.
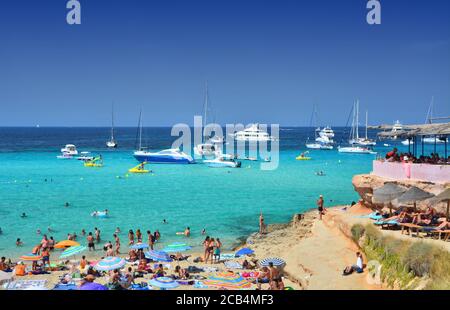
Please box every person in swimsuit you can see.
[114,234,120,255]
[16,238,23,246]
[94,228,101,243]
[259,212,266,234]
[268,262,282,290]
[203,236,210,263]
[41,247,50,270]
[136,229,142,242]
[207,238,215,264]
[147,231,154,250]
[128,230,135,245]
[317,195,326,220]
[87,232,95,251]
[184,227,191,237]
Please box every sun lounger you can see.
[374,220,399,229]
[428,229,450,241]
[400,223,423,237]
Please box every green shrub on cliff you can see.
[351,223,450,290]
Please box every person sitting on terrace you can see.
[385,148,398,161]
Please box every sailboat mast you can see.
[203,81,208,128]
[111,103,115,140]
[365,110,368,139]
[139,109,142,151]
[356,100,359,140]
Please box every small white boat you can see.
[61,144,78,156]
[57,153,74,159]
[338,146,376,154]
[77,152,94,161]
[306,142,333,150]
[91,211,108,218]
[204,154,241,168]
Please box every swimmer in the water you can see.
[16,238,23,246]
[21,213,27,218]
[37,229,41,235]
[65,202,70,208]
[47,226,53,232]
[0,227,2,234]
[163,219,168,224]
[201,228,206,235]
[115,227,121,234]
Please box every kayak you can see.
[128,163,151,174]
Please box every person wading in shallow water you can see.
[259,212,266,234]
[317,195,326,220]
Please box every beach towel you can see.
[224,261,243,269]
[193,281,208,289]
[203,267,218,273]
[374,220,398,226]
[220,253,236,260]
[7,280,47,290]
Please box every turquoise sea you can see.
[0,127,445,258]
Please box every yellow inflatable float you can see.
[296,156,311,160]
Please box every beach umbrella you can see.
[203,272,251,290]
[94,256,126,271]
[130,242,150,250]
[430,188,450,220]
[79,282,108,290]
[235,248,254,257]
[19,253,42,261]
[144,250,172,262]
[373,183,407,215]
[149,277,179,290]
[163,242,192,253]
[59,245,87,259]
[54,240,80,249]
[259,257,286,267]
[372,183,407,204]
[397,186,434,211]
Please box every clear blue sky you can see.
[0,0,449,126]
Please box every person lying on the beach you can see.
[242,259,256,270]
[136,259,151,274]
[170,253,190,261]
[152,264,165,279]
[172,265,190,280]
[127,249,138,262]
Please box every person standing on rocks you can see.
[317,195,326,220]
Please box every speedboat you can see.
[134,148,195,164]
[77,152,94,161]
[231,124,275,142]
[60,144,78,156]
[204,154,241,168]
[338,146,376,154]
[422,136,447,144]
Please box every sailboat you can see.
[194,82,221,157]
[351,110,376,146]
[338,100,376,154]
[106,104,118,148]
[133,110,194,164]
[305,105,334,150]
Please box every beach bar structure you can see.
[371,122,450,184]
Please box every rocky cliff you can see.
[352,174,449,214]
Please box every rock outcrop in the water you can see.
[352,174,449,215]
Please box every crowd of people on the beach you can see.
[1,215,291,291]
[383,148,449,165]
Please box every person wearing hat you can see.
[317,195,326,220]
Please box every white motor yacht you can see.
[231,124,274,142]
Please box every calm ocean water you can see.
[0,127,445,258]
